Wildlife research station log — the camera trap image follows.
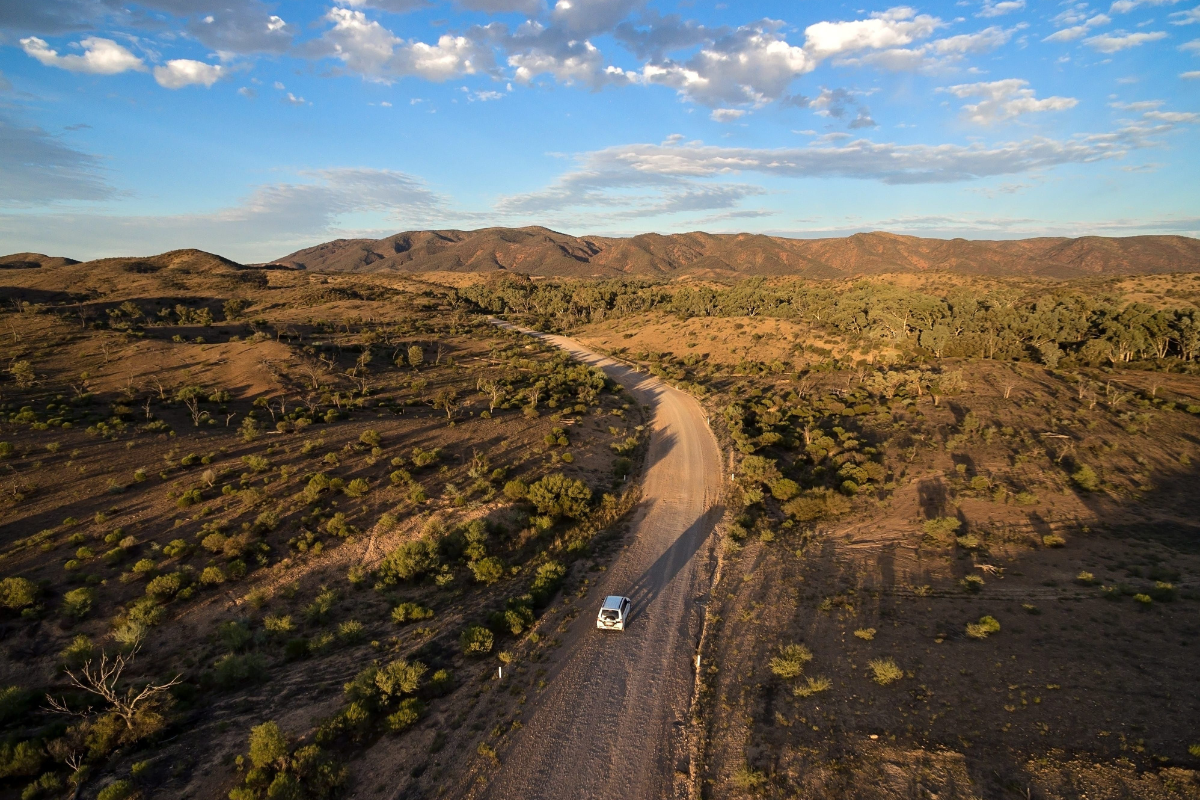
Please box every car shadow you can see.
[624,503,725,626]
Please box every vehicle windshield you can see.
[600,610,620,620]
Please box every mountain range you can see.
[6,228,1200,281]
[268,227,1200,279]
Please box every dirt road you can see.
[478,325,724,800]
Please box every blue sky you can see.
[1,0,1198,262]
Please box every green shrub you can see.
[177,488,202,508]
[470,556,506,585]
[782,488,850,522]
[61,587,95,619]
[343,478,370,498]
[960,574,985,592]
[385,697,425,733]
[0,577,38,610]
[922,517,961,540]
[529,560,566,605]
[460,625,493,656]
[213,653,267,688]
[0,686,32,725]
[359,430,381,448]
[965,615,1001,639]
[59,634,95,668]
[793,675,832,697]
[200,566,226,585]
[1071,464,1100,492]
[249,721,289,769]
[145,572,187,599]
[378,537,440,584]
[411,447,439,468]
[264,614,293,634]
[853,628,875,641]
[868,657,903,685]
[527,473,591,519]
[162,539,191,558]
[1042,534,1066,548]
[769,643,813,679]
[1150,581,1178,602]
[0,740,42,779]
[337,620,365,642]
[770,478,800,501]
[391,603,433,624]
[503,479,528,500]
[241,455,270,473]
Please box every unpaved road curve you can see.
[477,324,724,800]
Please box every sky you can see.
[1,0,1199,262]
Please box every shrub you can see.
[385,698,425,733]
[1071,464,1100,492]
[922,517,961,540]
[503,479,528,501]
[783,489,850,522]
[378,537,441,584]
[241,455,270,473]
[1134,593,1153,607]
[359,430,382,448]
[0,686,32,725]
[200,566,226,586]
[212,653,267,688]
[731,764,767,791]
[1075,571,1096,585]
[264,614,293,634]
[391,603,433,624]
[527,473,591,519]
[529,560,566,605]
[470,556,506,585]
[739,455,781,485]
[794,675,833,697]
[61,587,95,619]
[460,625,494,656]
[960,574,985,592]
[770,478,800,501]
[146,572,187,599]
[1149,581,1178,601]
[769,643,812,679]
[0,740,41,779]
[59,634,95,668]
[304,587,338,623]
[868,658,903,685]
[343,478,370,498]
[248,721,289,769]
[965,615,1001,639]
[176,488,202,508]
[411,447,439,468]
[162,539,191,558]
[0,577,37,610]
[337,620,365,642]
[853,628,875,641]
[1042,534,1066,548]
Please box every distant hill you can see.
[0,252,80,270]
[270,227,1200,279]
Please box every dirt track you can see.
[477,326,724,800]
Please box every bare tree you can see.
[46,649,181,731]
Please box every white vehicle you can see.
[597,595,631,631]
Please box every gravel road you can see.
[478,326,724,800]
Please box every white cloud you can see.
[0,168,447,263]
[509,40,634,87]
[810,88,877,128]
[710,108,746,122]
[237,85,256,97]
[942,79,1078,124]
[843,25,1015,71]
[1182,69,1200,76]
[457,0,543,12]
[20,36,146,74]
[153,59,225,89]
[1085,30,1168,50]
[1170,6,1200,23]
[284,92,308,105]
[979,0,1025,17]
[1183,37,1200,49]
[494,107,1197,223]
[1044,14,1111,42]
[317,8,491,82]
[1110,0,1182,13]
[643,22,813,106]
[803,7,943,59]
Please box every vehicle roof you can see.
[601,595,627,609]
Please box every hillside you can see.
[269,227,1200,279]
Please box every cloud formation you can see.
[0,168,446,262]
[1085,30,1168,51]
[0,113,112,206]
[20,36,146,74]
[942,79,1078,124]
[314,8,492,82]
[153,59,225,89]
